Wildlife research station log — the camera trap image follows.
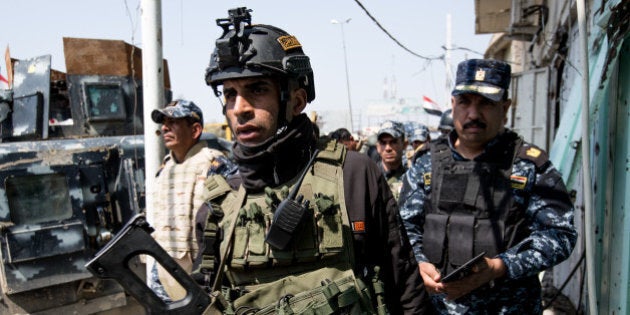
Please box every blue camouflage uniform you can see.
[398,130,577,314]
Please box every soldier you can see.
[149,99,236,302]
[376,120,408,201]
[329,127,359,151]
[398,59,577,314]
[198,7,432,314]
[406,123,430,167]
[437,109,453,137]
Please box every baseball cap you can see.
[451,59,511,102]
[377,120,405,140]
[151,99,204,125]
[410,125,429,143]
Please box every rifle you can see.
[85,214,211,314]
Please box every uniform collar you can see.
[379,161,406,179]
[169,141,205,163]
[448,129,512,161]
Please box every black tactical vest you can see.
[423,132,527,275]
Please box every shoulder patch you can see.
[352,221,366,233]
[526,147,541,158]
[423,173,431,186]
[510,175,528,190]
[277,35,301,51]
[518,143,549,169]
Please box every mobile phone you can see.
[440,251,487,283]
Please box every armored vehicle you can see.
[0,37,170,314]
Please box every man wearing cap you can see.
[376,120,408,201]
[398,59,577,313]
[406,124,431,167]
[149,99,236,302]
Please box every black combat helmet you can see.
[205,7,315,110]
[439,108,454,132]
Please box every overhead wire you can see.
[444,45,485,56]
[352,0,444,61]
[352,0,489,64]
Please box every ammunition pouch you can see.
[204,268,375,315]
[200,140,380,314]
[194,174,234,284]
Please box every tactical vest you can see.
[423,134,528,275]
[201,140,380,314]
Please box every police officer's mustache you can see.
[463,120,486,129]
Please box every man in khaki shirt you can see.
[149,99,231,301]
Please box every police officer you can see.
[376,120,408,201]
[437,109,453,137]
[406,123,430,167]
[199,7,432,314]
[398,59,577,314]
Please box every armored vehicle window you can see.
[85,83,127,121]
[6,174,73,225]
[49,80,73,126]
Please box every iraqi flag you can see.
[422,95,442,116]
[0,73,8,89]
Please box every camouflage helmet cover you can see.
[151,99,204,125]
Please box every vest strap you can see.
[205,174,233,201]
[212,185,247,292]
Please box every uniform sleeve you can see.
[344,152,433,314]
[398,153,431,263]
[376,166,434,314]
[192,149,235,258]
[498,161,578,279]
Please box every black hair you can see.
[329,128,352,141]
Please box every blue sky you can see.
[2,1,491,126]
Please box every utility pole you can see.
[141,0,164,282]
[331,18,354,132]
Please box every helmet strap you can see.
[276,78,291,134]
[211,87,228,115]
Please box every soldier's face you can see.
[222,77,281,146]
[377,134,405,166]
[160,117,198,155]
[452,93,510,150]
